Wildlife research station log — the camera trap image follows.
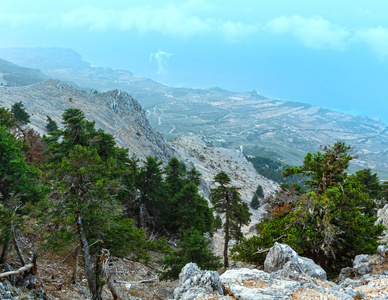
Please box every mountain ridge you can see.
[0,79,276,212]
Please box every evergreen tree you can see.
[250,194,260,209]
[44,108,128,166]
[231,142,384,274]
[230,201,251,243]
[11,101,30,125]
[160,228,222,280]
[165,157,186,197]
[283,141,356,195]
[214,215,223,230]
[164,182,214,235]
[254,184,264,198]
[350,168,381,201]
[0,126,45,263]
[186,168,201,186]
[45,115,59,133]
[137,156,165,215]
[0,107,16,129]
[49,145,145,299]
[210,171,251,267]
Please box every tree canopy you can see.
[231,142,384,274]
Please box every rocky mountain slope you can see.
[171,136,278,225]
[0,79,174,162]
[0,58,47,87]
[1,47,387,179]
[0,79,276,208]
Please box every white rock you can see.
[174,263,224,300]
[264,242,327,280]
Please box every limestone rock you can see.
[377,245,388,258]
[220,268,300,300]
[353,255,373,276]
[264,242,327,280]
[376,204,388,243]
[173,263,224,300]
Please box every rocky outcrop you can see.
[264,242,327,280]
[174,243,388,300]
[220,267,353,300]
[377,204,388,243]
[0,79,176,162]
[173,263,224,300]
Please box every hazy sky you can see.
[1,0,388,123]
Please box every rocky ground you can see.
[172,243,388,300]
[0,248,178,300]
[3,237,388,300]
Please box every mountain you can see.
[0,79,174,162]
[0,58,47,86]
[1,47,387,179]
[0,79,276,212]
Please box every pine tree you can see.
[165,157,186,197]
[45,115,59,133]
[250,194,260,209]
[49,145,144,299]
[214,215,223,230]
[231,142,385,273]
[210,171,251,267]
[254,184,264,198]
[0,107,16,129]
[11,101,30,125]
[0,126,44,263]
[160,228,222,280]
[164,182,214,234]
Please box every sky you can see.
[1,0,388,124]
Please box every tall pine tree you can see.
[210,171,251,267]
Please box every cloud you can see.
[220,21,259,43]
[355,26,388,58]
[59,3,258,41]
[266,15,349,50]
[0,12,42,28]
[60,6,117,31]
[150,50,173,75]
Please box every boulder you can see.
[264,242,327,280]
[173,263,224,300]
[353,254,373,276]
[377,245,388,258]
[220,268,301,300]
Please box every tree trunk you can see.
[0,237,11,264]
[94,254,104,298]
[223,215,230,268]
[70,245,81,284]
[13,229,26,266]
[76,215,102,300]
[0,253,37,279]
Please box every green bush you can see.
[160,228,222,280]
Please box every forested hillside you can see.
[246,155,304,185]
[1,98,388,298]
[0,102,254,298]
